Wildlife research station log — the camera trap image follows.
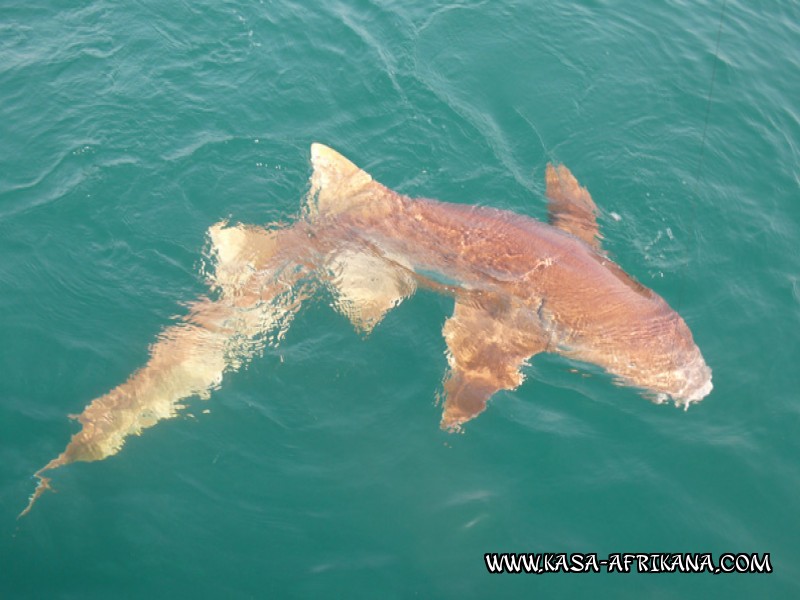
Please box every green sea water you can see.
[1,0,798,597]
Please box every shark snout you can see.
[674,351,713,407]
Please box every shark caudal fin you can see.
[545,164,603,252]
[19,454,68,518]
[307,143,397,218]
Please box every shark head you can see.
[609,312,713,409]
[669,344,714,408]
[658,315,713,408]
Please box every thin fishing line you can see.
[693,0,728,188]
[674,0,727,315]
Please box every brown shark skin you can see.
[20,226,314,517]
[21,143,712,516]
[315,192,711,428]
[303,143,711,428]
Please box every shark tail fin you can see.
[545,164,603,252]
[308,143,396,217]
[18,454,68,518]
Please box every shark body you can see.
[20,143,712,516]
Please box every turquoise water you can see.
[2,0,798,597]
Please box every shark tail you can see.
[19,222,312,518]
[18,454,68,518]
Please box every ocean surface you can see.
[1,0,798,597]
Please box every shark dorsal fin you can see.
[308,143,394,217]
[545,164,603,252]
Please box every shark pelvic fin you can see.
[308,143,396,218]
[440,296,549,431]
[545,164,603,252]
[328,249,416,334]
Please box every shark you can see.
[20,143,712,516]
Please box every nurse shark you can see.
[20,143,712,516]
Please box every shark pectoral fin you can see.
[545,164,603,252]
[440,298,548,431]
[328,250,416,334]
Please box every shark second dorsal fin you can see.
[545,164,603,252]
[308,143,395,218]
